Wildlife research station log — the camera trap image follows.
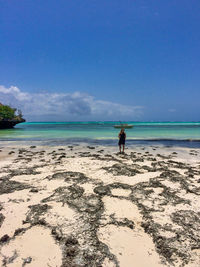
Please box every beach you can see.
[1,0,200,265]
[0,143,200,266]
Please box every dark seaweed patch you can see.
[47,171,88,184]
[104,163,141,176]
[42,185,118,267]
[94,185,111,196]
[25,204,51,225]
[0,213,5,228]
[0,180,31,195]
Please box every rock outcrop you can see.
[0,103,25,129]
[0,119,26,129]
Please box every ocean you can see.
[0,121,200,147]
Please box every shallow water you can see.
[0,121,200,147]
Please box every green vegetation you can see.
[0,103,24,121]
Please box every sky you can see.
[0,0,200,121]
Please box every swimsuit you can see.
[118,132,126,145]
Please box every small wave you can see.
[0,137,200,148]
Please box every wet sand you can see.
[0,144,200,266]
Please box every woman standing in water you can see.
[118,128,126,153]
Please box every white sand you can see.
[0,144,199,266]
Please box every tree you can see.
[0,104,24,121]
[0,105,16,120]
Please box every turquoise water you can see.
[0,122,200,146]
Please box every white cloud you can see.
[0,85,30,101]
[0,85,144,121]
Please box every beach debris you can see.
[29,188,39,193]
[8,151,15,154]
[22,257,32,265]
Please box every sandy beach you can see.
[0,143,200,267]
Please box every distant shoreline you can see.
[19,121,200,124]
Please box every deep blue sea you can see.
[0,122,200,147]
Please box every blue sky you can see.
[0,0,200,121]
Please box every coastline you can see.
[0,143,200,266]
